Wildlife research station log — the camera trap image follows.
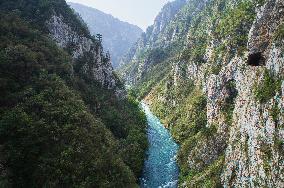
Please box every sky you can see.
[67,0,172,31]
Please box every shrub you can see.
[221,80,238,125]
[274,23,284,45]
[254,69,282,103]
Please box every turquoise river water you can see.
[140,102,179,188]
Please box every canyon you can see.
[0,0,283,187]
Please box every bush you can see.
[274,23,284,44]
[221,80,238,125]
[186,155,225,188]
[254,69,282,103]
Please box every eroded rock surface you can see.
[47,15,119,90]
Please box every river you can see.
[140,102,179,188]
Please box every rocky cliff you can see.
[119,0,210,89]
[46,14,119,89]
[69,2,143,69]
[121,0,284,187]
[220,1,284,186]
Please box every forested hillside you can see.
[120,0,284,187]
[0,0,147,187]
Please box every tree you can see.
[96,33,103,43]
[106,50,111,61]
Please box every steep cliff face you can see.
[68,2,143,68]
[46,14,118,89]
[122,0,283,187]
[146,0,188,43]
[119,0,190,85]
[221,1,284,186]
[119,0,212,94]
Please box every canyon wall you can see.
[121,0,284,187]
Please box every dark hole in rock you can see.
[247,52,265,66]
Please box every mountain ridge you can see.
[68,2,143,68]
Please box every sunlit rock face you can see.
[46,14,119,90]
[119,0,196,85]
[150,0,187,42]
[221,1,284,186]
[121,0,283,186]
[186,0,284,187]
[68,2,143,69]
[182,1,284,187]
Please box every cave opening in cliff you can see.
[247,52,265,66]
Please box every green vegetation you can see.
[274,135,284,155]
[0,74,136,187]
[221,80,238,125]
[133,60,172,99]
[215,0,256,54]
[274,23,284,45]
[0,1,147,186]
[0,0,90,36]
[271,103,281,124]
[255,0,267,6]
[261,142,273,176]
[150,78,197,130]
[184,155,225,188]
[254,69,282,103]
[171,88,208,142]
[210,63,222,75]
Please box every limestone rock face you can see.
[221,2,284,186]
[248,0,284,55]
[185,0,284,186]
[150,0,187,42]
[46,15,119,90]
[68,2,143,68]
[131,0,283,187]
[204,46,284,187]
[119,0,195,84]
